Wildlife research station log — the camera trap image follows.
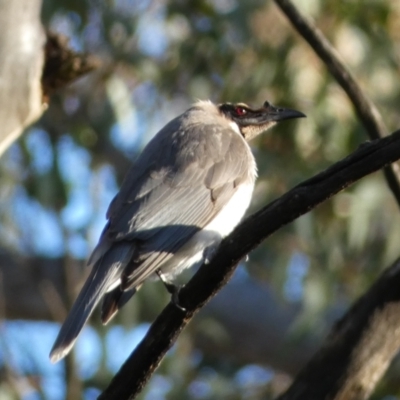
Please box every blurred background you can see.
[1,0,400,399]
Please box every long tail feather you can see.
[101,286,138,325]
[49,243,134,363]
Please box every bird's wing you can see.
[50,119,254,362]
[99,121,254,288]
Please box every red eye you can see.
[235,107,247,116]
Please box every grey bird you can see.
[50,100,305,363]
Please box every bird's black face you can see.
[219,101,305,126]
[219,100,305,140]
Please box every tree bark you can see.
[0,0,45,156]
[0,1,98,157]
[277,258,400,400]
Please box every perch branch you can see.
[99,129,400,400]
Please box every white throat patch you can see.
[228,120,241,135]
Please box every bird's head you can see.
[218,100,305,141]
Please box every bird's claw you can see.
[171,288,186,312]
[165,283,186,312]
[157,270,186,311]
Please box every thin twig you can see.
[273,0,400,207]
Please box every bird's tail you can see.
[49,243,134,363]
[101,286,139,325]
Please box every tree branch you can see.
[273,0,400,208]
[277,257,400,400]
[0,7,98,157]
[99,130,400,400]
[0,0,45,156]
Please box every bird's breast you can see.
[205,181,254,237]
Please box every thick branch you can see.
[0,12,98,157]
[273,0,400,207]
[99,130,400,400]
[277,258,400,400]
[0,0,45,156]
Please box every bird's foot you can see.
[157,270,186,312]
[171,287,186,312]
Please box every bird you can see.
[50,99,305,363]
